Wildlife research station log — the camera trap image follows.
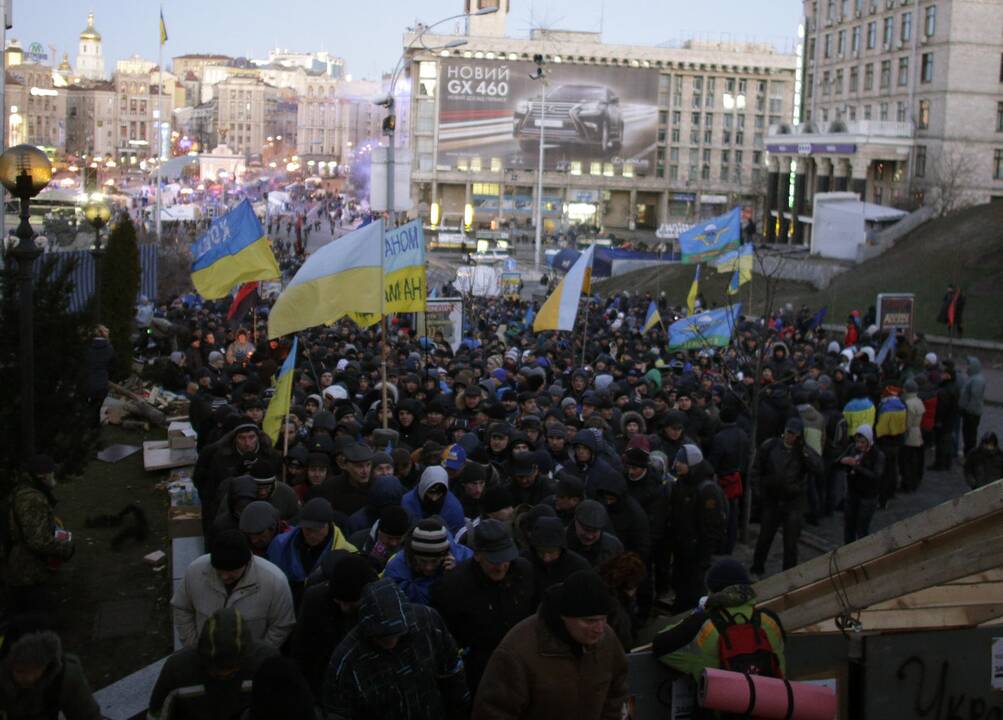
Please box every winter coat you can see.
[566,431,619,497]
[843,397,876,437]
[904,392,926,447]
[171,554,296,649]
[383,537,474,606]
[322,580,469,720]
[624,469,668,549]
[4,480,75,588]
[307,473,369,517]
[796,404,827,456]
[845,444,886,499]
[960,357,987,416]
[266,524,356,602]
[0,632,99,720]
[592,473,651,561]
[292,581,360,695]
[472,589,629,720]
[400,487,466,536]
[964,447,1003,490]
[566,527,624,569]
[431,557,537,693]
[508,474,557,508]
[520,547,591,606]
[215,475,299,522]
[707,423,750,477]
[754,437,823,506]
[345,475,405,535]
[935,377,960,429]
[667,461,725,566]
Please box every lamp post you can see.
[84,197,112,321]
[0,144,53,458]
[530,55,547,272]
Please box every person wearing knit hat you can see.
[348,505,412,570]
[292,552,378,694]
[480,485,515,523]
[173,529,295,649]
[473,569,628,719]
[383,518,473,605]
[522,516,591,602]
[750,412,824,577]
[400,466,466,535]
[567,500,624,569]
[149,607,278,719]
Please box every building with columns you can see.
[402,0,797,235]
[765,0,1003,245]
[75,12,105,81]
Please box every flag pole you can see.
[580,296,590,367]
[155,6,164,245]
[380,224,389,430]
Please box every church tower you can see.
[75,12,104,80]
[465,0,508,37]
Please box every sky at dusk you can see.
[12,0,801,81]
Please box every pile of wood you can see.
[755,479,1003,634]
[102,380,190,430]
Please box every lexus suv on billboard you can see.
[513,84,624,157]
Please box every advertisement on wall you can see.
[416,298,464,351]
[876,293,915,336]
[438,60,659,173]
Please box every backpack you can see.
[710,608,783,679]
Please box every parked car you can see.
[471,249,512,265]
[513,84,624,156]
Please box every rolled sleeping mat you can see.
[699,668,837,720]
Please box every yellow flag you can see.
[686,264,700,315]
[160,10,168,45]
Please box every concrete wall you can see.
[857,205,935,262]
[755,252,852,290]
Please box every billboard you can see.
[438,60,658,173]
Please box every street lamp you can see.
[530,54,547,272]
[84,198,112,321]
[0,144,53,457]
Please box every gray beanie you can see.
[674,444,703,467]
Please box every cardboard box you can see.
[168,505,202,539]
[167,421,197,450]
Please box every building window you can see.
[837,30,846,56]
[924,5,936,37]
[918,99,930,129]
[835,69,844,94]
[880,60,891,89]
[995,149,1003,180]
[880,102,888,121]
[848,105,857,120]
[864,104,872,119]
[921,53,934,83]
[590,161,602,176]
[705,113,714,127]
[701,164,711,180]
[901,12,912,43]
[669,165,679,180]
[672,111,681,125]
[852,25,861,53]
[671,127,680,142]
[915,145,926,177]
[867,21,877,49]
[822,71,831,95]
[670,147,680,163]
[691,112,701,125]
[824,33,832,58]
[998,102,1003,132]
[690,128,700,144]
[864,63,874,90]
[896,101,907,122]
[898,57,909,86]
[704,129,713,144]
[850,66,859,91]
[883,17,894,47]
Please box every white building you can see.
[75,12,105,81]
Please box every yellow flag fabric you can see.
[533,246,594,332]
[262,338,297,445]
[686,264,701,315]
[160,10,168,44]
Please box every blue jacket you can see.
[266,524,356,584]
[401,488,466,536]
[383,536,473,605]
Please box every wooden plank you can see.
[94,656,168,720]
[754,480,1003,604]
[795,604,1003,634]
[776,532,1003,631]
[758,510,1003,617]
[143,440,196,472]
[867,582,1003,611]
[945,569,1003,585]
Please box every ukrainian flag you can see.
[190,200,279,300]
[268,221,383,338]
[642,300,661,333]
[533,245,594,332]
[686,264,701,315]
[383,220,426,314]
[715,243,754,281]
[727,268,742,296]
[263,338,297,445]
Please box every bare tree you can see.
[926,146,978,217]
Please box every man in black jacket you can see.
[750,418,824,575]
[521,516,590,605]
[430,520,536,695]
[841,424,886,544]
[707,404,750,554]
[592,470,651,563]
[506,450,556,507]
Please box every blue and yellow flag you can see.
[384,220,426,314]
[534,246,594,332]
[643,300,661,333]
[715,243,753,276]
[159,8,168,45]
[686,264,701,316]
[262,338,297,445]
[679,207,741,264]
[727,268,742,295]
[669,304,742,351]
[191,200,279,300]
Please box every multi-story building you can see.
[335,79,386,166]
[296,73,339,159]
[766,0,1003,244]
[65,81,116,158]
[257,48,345,79]
[4,59,67,150]
[190,99,219,151]
[215,75,294,158]
[403,0,797,234]
[75,12,104,81]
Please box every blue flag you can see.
[523,304,536,326]
[642,301,661,333]
[875,331,897,366]
[190,200,279,300]
[668,304,742,351]
[807,306,828,330]
[679,207,742,264]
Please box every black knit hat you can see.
[557,570,612,618]
[705,557,752,592]
[211,530,252,571]
[328,554,378,603]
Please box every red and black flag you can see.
[947,288,961,329]
[227,281,259,329]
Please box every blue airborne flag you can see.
[668,304,742,350]
[679,207,741,264]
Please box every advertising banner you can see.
[417,298,464,352]
[876,293,915,336]
[439,59,658,173]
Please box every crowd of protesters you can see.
[0,233,993,718]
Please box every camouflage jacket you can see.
[5,481,74,587]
